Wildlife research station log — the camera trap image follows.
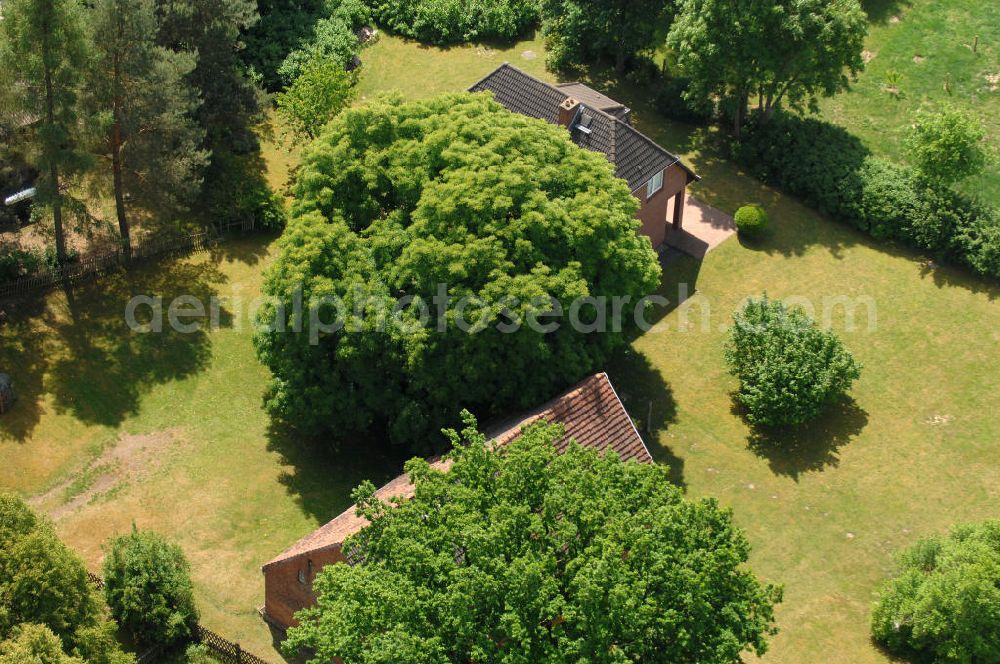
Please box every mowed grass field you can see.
[820,0,999,202]
[1,28,998,664]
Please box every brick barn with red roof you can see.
[260,372,650,631]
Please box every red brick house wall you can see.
[633,162,688,249]
[263,547,346,629]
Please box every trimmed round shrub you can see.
[724,295,862,427]
[871,521,1000,663]
[734,204,769,239]
[102,529,198,646]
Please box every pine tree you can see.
[0,0,92,263]
[86,0,207,254]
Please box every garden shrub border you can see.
[733,112,1000,279]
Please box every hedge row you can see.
[734,112,1000,278]
[365,0,538,44]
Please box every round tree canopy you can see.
[255,92,661,448]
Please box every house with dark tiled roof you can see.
[469,63,699,250]
[260,372,650,631]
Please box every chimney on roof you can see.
[558,97,580,129]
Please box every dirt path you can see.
[29,428,187,520]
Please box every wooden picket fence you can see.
[0,218,256,300]
[85,572,274,664]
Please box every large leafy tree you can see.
[0,0,92,263]
[0,494,130,664]
[871,521,1000,663]
[86,0,207,252]
[541,0,669,73]
[285,416,782,663]
[254,93,661,448]
[667,0,867,136]
[102,528,198,645]
[725,295,862,427]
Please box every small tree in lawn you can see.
[284,414,782,663]
[725,295,861,427]
[276,58,356,144]
[906,107,990,186]
[102,528,198,646]
[871,520,1000,663]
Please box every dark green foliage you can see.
[855,157,919,241]
[0,249,43,282]
[652,75,714,124]
[735,112,1000,279]
[156,0,264,154]
[0,494,129,663]
[276,0,370,86]
[368,0,538,45]
[102,529,198,646]
[725,295,861,427]
[871,521,1000,663]
[734,204,768,239]
[242,0,335,91]
[541,0,668,73]
[186,151,285,232]
[733,112,868,220]
[255,93,661,448]
[284,414,782,663]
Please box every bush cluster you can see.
[725,295,862,427]
[871,521,1000,663]
[734,112,1000,279]
[0,494,130,664]
[0,248,42,282]
[734,204,768,239]
[277,0,371,86]
[102,529,199,646]
[365,0,538,44]
[651,75,715,124]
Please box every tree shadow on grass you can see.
[919,259,1000,302]
[0,298,50,442]
[862,0,912,23]
[265,421,410,526]
[43,256,230,428]
[737,398,869,481]
[605,347,685,489]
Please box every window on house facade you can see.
[646,170,663,199]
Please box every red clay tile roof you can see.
[262,373,649,570]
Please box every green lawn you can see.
[1,30,998,664]
[0,240,408,659]
[820,0,999,202]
